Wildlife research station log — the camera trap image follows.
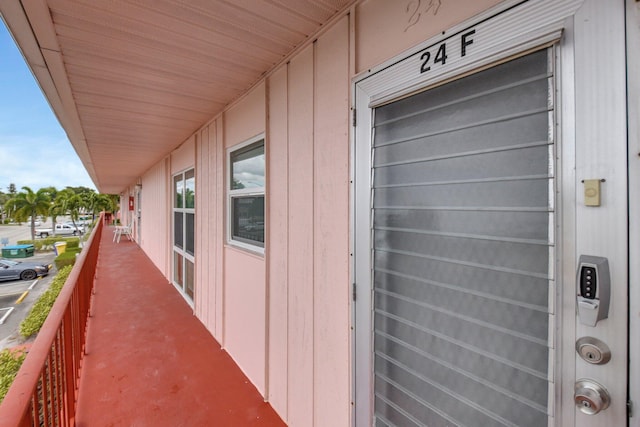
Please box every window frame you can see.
[227,134,266,255]
[172,168,195,301]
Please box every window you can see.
[173,168,195,300]
[228,137,265,252]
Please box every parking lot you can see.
[0,223,58,350]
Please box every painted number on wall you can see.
[405,0,443,32]
[420,29,476,73]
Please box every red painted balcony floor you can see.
[75,228,285,426]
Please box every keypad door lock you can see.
[577,256,610,326]
[575,379,611,415]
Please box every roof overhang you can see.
[1,0,355,194]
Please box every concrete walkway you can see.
[75,228,285,426]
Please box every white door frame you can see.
[627,0,640,425]
[352,1,629,425]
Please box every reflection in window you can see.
[231,142,265,190]
[186,213,194,255]
[174,175,183,208]
[174,252,183,287]
[232,196,264,247]
[186,260,194,299]
[228,138,265,252]
[185,169,195,209]
[174,212,183,249]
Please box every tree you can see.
[7,183,16,195]
[40,187,60,229]
[88,193,114,221]
[4,187,51,240]
[0,191,9,223]
[54,189,83,232]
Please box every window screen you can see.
[372,49,554,427]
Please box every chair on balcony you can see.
[113,223,133,243]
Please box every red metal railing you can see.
[0,216,104,426]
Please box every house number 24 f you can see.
[420,29,475,73]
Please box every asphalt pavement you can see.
[0,222,36,246]
[0,224,58,350]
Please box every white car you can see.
[35,223,84,238]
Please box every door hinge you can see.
[628,400,634,418]
[352,282,357,301]
[352,108,357,127]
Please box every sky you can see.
[0,20,95,194]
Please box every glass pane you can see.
[174,174,183,208]
[185,169,195,209]
[231,141,265,189]
[372,50,551,426]
[186,213,195,256]
[231,195,264,247]
[173,252,183,287]
[174,212,183,249]
[186,260,194,299]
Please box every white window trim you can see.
[226,133,266,255]
[172,168,195,302]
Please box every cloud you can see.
[0,133,95,192]
[0,23,95,193]
[233,155,265,188]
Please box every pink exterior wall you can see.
[140,159,170,276]
[312,17,351,426]
[224,248,267,393]
[221,83,268,395]
[132,2,509,425]
[285,44,315,425]
[266,16,351,426]
[194,123,225,339]
[355,0,502,73]
[170,135,195,174]
[266,64,289,417]
[224,82,266,148]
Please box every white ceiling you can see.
[1,0,355,193]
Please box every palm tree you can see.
[89,193,114,222]
[41,187,60,230]
[55,189,83,232]
[0,191,9,223]
[4,187,52,240]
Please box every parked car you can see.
[63,222,86,232]
[35,223,84,238]
[0,258,51,281]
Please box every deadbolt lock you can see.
[575,379,611,415]
[576,337,611,365]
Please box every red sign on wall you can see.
[129,196,134,211]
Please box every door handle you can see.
[575,379,611,415]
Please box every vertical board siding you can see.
[141,159,169,276]
[313,16,351,427]
[207,121,219,338]
[214,120,225,340]
[224,248,267,394]
[287,45,316,427]
[195,130,206,320]
[195,127,211,329]
[224,82,267,147]
[221,84,268,395]
[267,65,290,419]
[194,119,224,342]
[170,136,195,174]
